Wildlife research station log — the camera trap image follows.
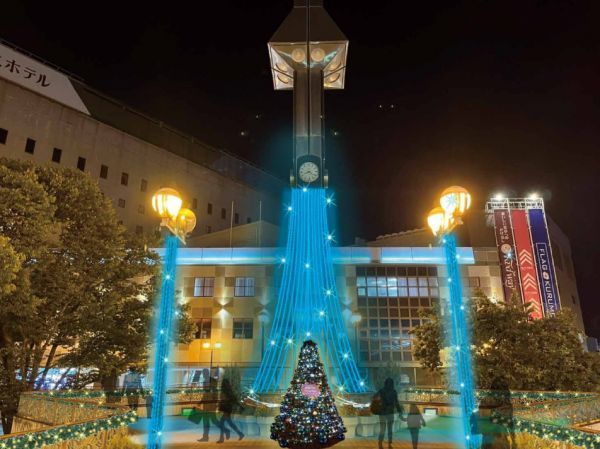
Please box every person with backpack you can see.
[371,378,405,449]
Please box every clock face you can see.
[299,162,319,183]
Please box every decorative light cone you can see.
[151,188,183,220]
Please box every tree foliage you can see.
[0,158,194,433]
[411,289,600,391]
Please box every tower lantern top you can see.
[268,1,348,91]
[294,0,324,6]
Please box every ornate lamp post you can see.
[427,186,477,449]
[148,188,196,449]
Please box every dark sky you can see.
[2,1,599,336]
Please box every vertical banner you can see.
[528,208,561,316]
[493,209,521,302]
[511,210,544,319]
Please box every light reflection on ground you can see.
[128,415,503,448]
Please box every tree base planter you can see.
[356,415,379,437]
[342,416,359,437]
[256,416,274,437]
[236,415,260,437]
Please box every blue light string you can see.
[148,234,179,449]
[442,233,478,449]
[253,188,365,393]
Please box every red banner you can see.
[511,210,544,320]
[493,209,521,302]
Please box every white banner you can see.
[0,43,90,115]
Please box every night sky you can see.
[3,1,599,336]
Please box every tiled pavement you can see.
[129,417,459,449]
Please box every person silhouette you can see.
[216,378,244,443]
[406,404,426,449]
[375,378,405,449]
[122,366,142,412]
[195,391,224,442]
[490,376,516,449]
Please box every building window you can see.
[232,318,253,339]
[468,277,480,288]
[100,164,109,179]
[234,277,255,297]
[247,217,252,224]
[192,198,198,210]
[0,128,7,144]
[137,204,145,214]
[195,318,212,339]
[206,225,212,234]
[118,198,126,208]
[121,172,129,186]
[355,265,437,363]
[140,179,148,192]
[135,225,143,235]
[77,157,86,171]
[194,277,215,297]
[25,138,35,154]
[207,203,213,215]
[221,208,226,220]
[52,148,62,163]
[234,213,239,225]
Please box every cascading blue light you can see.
[253,188,366,393]
[147,234,179,449]
[442,233,478,449]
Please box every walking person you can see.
[216,379,244,443]
[406,404,426,449]
[122,366,142,412]
[193,394,224,442]
[372,378,405,449]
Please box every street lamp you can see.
[427,186,477,449]
[148,188,196,449]
[201,342,222,389]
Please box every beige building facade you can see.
[162,212,586,389]
[0,41,283,236]
[161,232,505,388]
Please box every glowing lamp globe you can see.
[439,186,471,218]
[427,207,446,237]
[310,47,325,63]
[175,208,197,234]
[291,48,306,63]
[152,188,183,220]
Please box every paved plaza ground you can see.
[128,416,477,449]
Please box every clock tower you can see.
[268,0,348,188]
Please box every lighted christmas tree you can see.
[271,340,346,448]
